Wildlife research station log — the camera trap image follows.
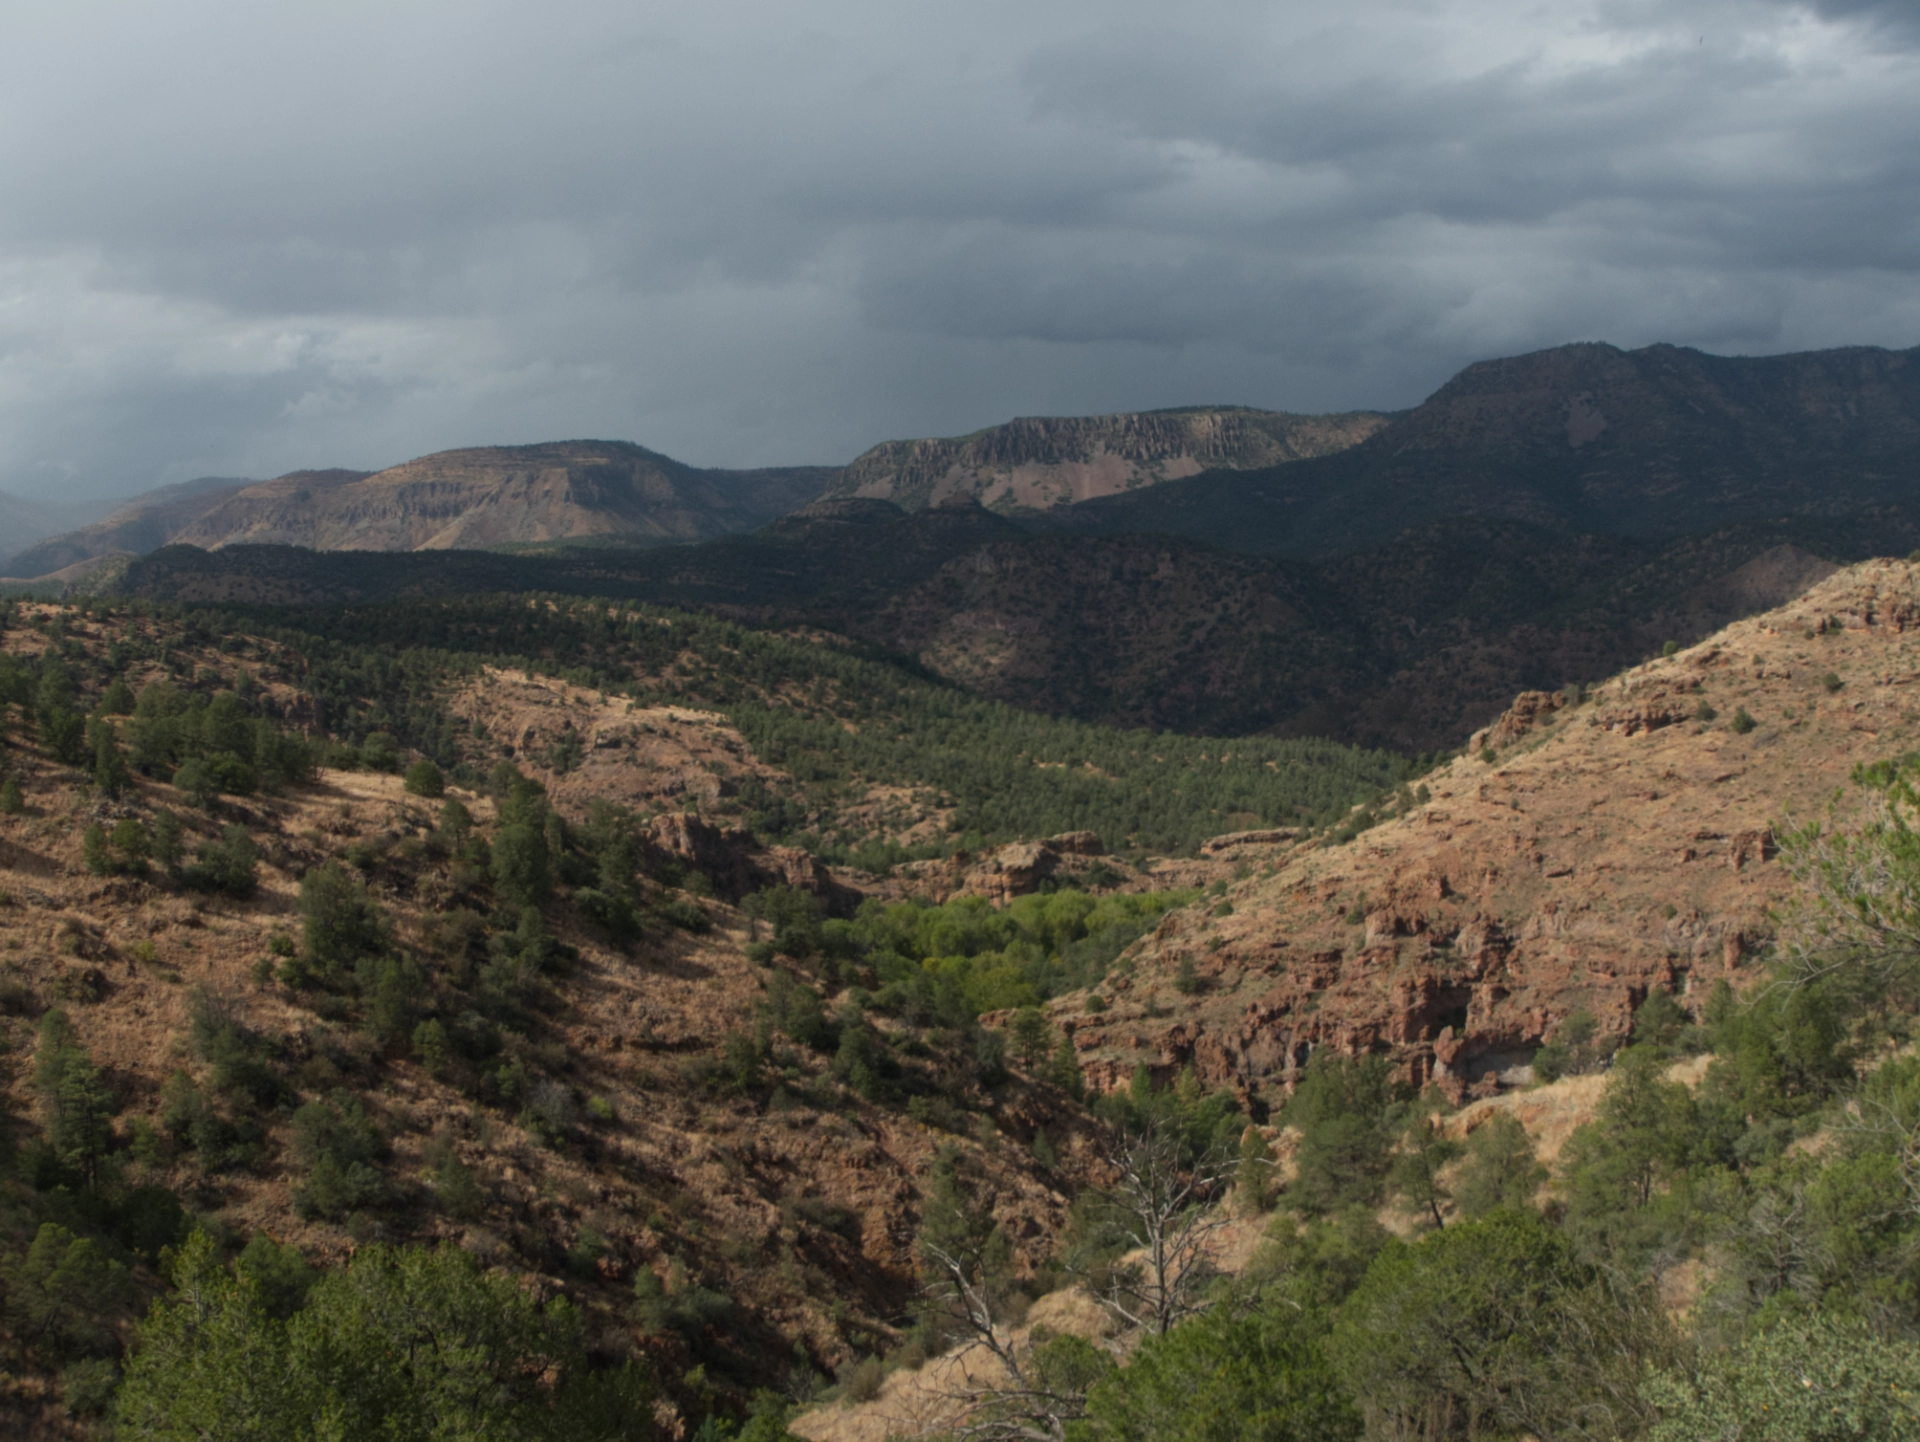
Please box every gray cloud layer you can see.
[1,0,1917,499]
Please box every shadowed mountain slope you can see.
[0,490,120,568]
[5,474,321,578]
[1052,341,1920,558]
[108,507,1871,751]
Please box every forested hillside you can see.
[0,588,1413,1437]
[120,591,1419,856]
[1054,340,1920,557]
[113,507,1856,751]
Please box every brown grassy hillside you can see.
[0,603,1101,1436]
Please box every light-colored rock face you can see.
[446,666,782,816]
[1058,559,1920,1106]
[8,445,835,574]
[167,443,829,552]
[828,408,1389,513]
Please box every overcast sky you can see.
[2,0,1918,500]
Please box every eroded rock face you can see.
[1058,561,1920,1106]
[953,832,1113,904]
[1201,828,1302,856]
[448,668,860,909]
[646,811,858,909]
[1473,690,1564,751]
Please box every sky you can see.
[2,0,1918,501]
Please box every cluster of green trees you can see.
[0,1008,189,1419]
[750,885,1194,1020]
[706,886,1207,1122]
[115,1233,658,1441]
[906,1036,1920,1440]
[111,679,315,799]
[0,606,317,802]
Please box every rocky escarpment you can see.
[1055,559,1920,1106]
[827,408,1388,513]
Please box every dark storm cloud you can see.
[0,0,1916,502]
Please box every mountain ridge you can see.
[3,444,837,577]
[1049,340,1920,557]
[826,406,1389,513]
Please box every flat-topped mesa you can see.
[1057,558,1920,1107]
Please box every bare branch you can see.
[1092,1118,1237,1337]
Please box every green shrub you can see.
[290,1093,386,1221]
[412,1019,451,1077]
[1531,1008,1614,1082]
[1330,1209,1667,1441]
[300,862,387,978]
[179,825,258,897]
[61,1357,119,1417]
[1643,1313,1919,1441]
[630,1264,734,1340]
[115,1234,653,1439]
[652,896,711,934]
[82,823,113,877]
[403,760,444,798]
[360,732,402,772]
[1080,1299,1347,1442]
[1452,1113,1546,1220]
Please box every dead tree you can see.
[912,1149,1106,1442]
[1092,1117,1237,1337]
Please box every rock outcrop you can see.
[1059,560,1920,1106]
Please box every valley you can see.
[1,338,1918,1439]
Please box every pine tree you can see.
[149,808,184,869]
[1010,1007,1052,1070]
[33,1010,119,1186]
[1049,1036,1086,1100]
[82,823,113,877]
